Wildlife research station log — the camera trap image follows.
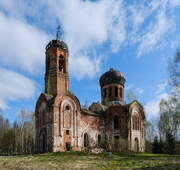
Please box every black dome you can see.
[99,68,125,87]
[46,40,68,52]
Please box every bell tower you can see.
[45,27,69,96]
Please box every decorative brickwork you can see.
[35,38,145,153]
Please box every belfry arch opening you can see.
[59,55,65,73]
[115,86,118,97]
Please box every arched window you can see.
[114,116,119,130]
[84,133,88,147]
[104,88,107,98]
[115,86,118,97]
[120,87,123,98]
[98,134,101,145]
[133,115,139,130]
[109,86,112,97]
[59,55,65,73]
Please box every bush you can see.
[98,139,108,149]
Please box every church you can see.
[35,32,145,153]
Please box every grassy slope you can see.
[0,152,180,170]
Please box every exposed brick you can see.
[35,40,145,153]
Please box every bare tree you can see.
[158,97,180,142]
[169,48,180,99]
[126,88,137,103]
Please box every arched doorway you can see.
[40,128,47,153]
[42,134,46,152]
[134,138,139,152]
[84,133,88,147]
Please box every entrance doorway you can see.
[114,136,119,151]
[66,142,71,151]
[134,138,139,152]
[42,134,46,152]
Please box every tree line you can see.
[0,109,35,155]
[145,48,180,154]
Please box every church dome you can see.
[99,68,125,87]
[46,40,68,52]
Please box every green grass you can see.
[0,152,180,169]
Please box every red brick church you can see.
[35,33,145,153]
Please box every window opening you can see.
[114,116,119,130]
[115,86,118,97]
[66,130,69,135]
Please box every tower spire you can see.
[56,25,61,40]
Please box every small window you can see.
[115,86,118,97]
[120,87,123,98]
[66,130,69,135]
[66,105,70,110]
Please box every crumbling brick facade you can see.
[35,38,145,153]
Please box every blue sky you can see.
[0,0,180,123]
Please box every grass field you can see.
[0,152,180,170]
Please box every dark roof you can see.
[81,109,102,117]
[44,93,54,107]
[46,40,68,52]
[99,68,125,87]
[89,102,107,113]
[44,93,53,101]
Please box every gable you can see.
[128,100,145,120]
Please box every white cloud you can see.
[0,99,8,110]
[136,88,144,95]
[171,35,180,49]
[156,80,169,94]
[69,54,101,80]
[0,68,35,110]
[0,0,179,80]
[145,93,169,120]
[0,12,50,74]
[47,0,126,79]
[48,0,126,54]
[128,1,158,35]
[136,9,173,57]
[0,0,127,80]
[170,0,180,8]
